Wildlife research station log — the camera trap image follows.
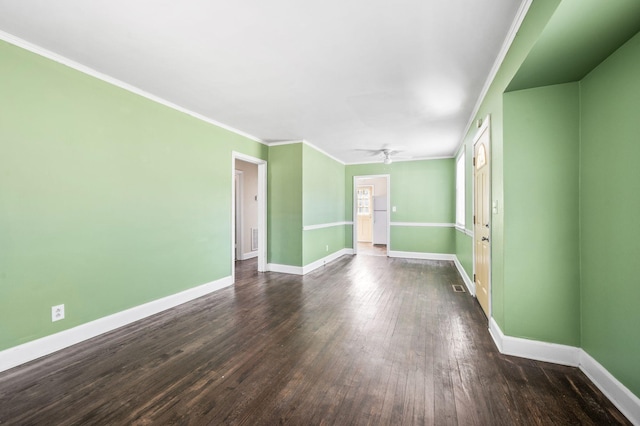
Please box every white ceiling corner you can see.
[0,0,526,164]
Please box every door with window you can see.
[474,124,491,318]
[357,186,373,242]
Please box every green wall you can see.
[345,159,455,254]
[302,144,347,265]
[503,83,580,346]
[267,144,303,266]
[0,40,267,351]
[454,0,640,399]
[454,0,561,328]
[454,230,472,279]
[580,31,640,397]
[268,143,348,267]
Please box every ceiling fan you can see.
[356,147,406,164]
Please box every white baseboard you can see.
[388,251,455,261]
[580,350,640,425]
[267,248,354,276]
[0,276,232,373]
[453,256,475,296]
[302,248,353,275]
[240,251,258,260]
[488,318,580,366]
[267,263,304,275]
[389,251,474,295]
[489,318,640,424]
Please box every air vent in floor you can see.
[452,284,466,293]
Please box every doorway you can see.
[232,152,267,282]
[353,175,390,256]
[473,117,491,318]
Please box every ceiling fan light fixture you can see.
[383,156,392,165]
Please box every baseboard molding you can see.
[302,248,353,275]
[489,318,640,424]
[488,318,580,366]
[267,248,354,276]
[0,276,233,373]
[240,251,258,260]
[388,251,455,261]
[267,263,304,275]
[579,351,640,425]
[453,256,475,296]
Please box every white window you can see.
[456,152,465,227]
[357,186,372,215]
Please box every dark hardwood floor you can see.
[0,256,630,425]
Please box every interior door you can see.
[474,126,491,317]
[356,186,373,242]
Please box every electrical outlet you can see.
[326,245,329,252]
[52,304,65,322]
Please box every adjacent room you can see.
[1,0,639,424]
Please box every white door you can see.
[474,122,491,318]
[356,186,373,242]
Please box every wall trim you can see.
[346,155,454,165]
[579,351,640,425]
[266,263,304,275]
[0,276,233,373]
[302,248,353,275]
[266,140,345,165]
[302,140,346,165]
[303,221,353,231]
[455,225,473,237]
[488,318,580,366]
[0,31,265,145]
[388,251,455,261]
[240,251,258,260]
[267,248,354,276]
[390,251,475,295]
[489,319,640,425]
[458,0,533,152]
[390,222,455,228]
[453,256,475,296]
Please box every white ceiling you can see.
[0,0,525,164]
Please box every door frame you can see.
[353,174,390,256]
[231,152,267,282]
[472,115,491,318]
[234,170,244,261]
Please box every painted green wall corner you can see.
[267,144,303,267]
[503,82,580,346]
[390,159,454,224]
[390,227,454,254]
[303,227,347,266]
[455,231,473,279]
[0,40,266,351]
[302,144,347,265]
[302,144,345,226]
[580,31,640,397]
[456,0,561,329]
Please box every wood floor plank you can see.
[0,255,632,425]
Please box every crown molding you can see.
[457,0,533,153]
[0,30,265,145]
[345,154,454,166]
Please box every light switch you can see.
[492,200,498,214]
[392,206,397,212]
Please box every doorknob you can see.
[485,223,490,228]
[482,236,490,242]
